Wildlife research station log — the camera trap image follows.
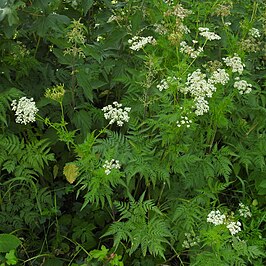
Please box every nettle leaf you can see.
[76,68,94,102]
[63,163,79,184]
[33,14,70,37]
[82,45,104,62]
[72,109,92,138]
[0,234,21,253]
[33,0,54,9]
[81,0,94,15]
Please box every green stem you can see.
[34,36,41,58]
[157,182,166,207]
[62,236,90,256]
[250,1,258,23]
[181,39,208,77]
[23,254,54,263]
[169,244,185,266]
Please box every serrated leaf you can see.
[63,163,79,184]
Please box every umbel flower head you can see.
[199,27,221,41]
[128,36,156,51]
[103,159,121,175]
[45,84,65,102]
[102,101,131,126]
[11,97,39,125]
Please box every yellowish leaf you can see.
[63,163,79,184]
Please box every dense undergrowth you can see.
[0,0,265,265]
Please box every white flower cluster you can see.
[238,203,252,218]
[182,69,217,116]
[182,67,231,116]
[194,97,209,116]
[207,210,242,235]
[11,97,39,125]
[128,36,156,51]
[233,78,252,94]
[173,4,193,20]
[184,69,217,98]
[249,28,261,38]
[157,76,177,91]
[103,159,121,175]
[207,210,226,225]
[176,116,192,128]
[209,68,230,85]
[102,101,131,126]
[180,41,203,58]
[223,54,245,75]
[154,23,168,35]
[226,221,242,235]
[182,233,200,249]
[199,27,221,41]
[157,79,169,91]
[163,0,174,5]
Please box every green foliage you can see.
[0,88,22,127]
[0,234,21,253]
[0,234,20,266]
[104,193,171,258]
[0,0,265,265]
[87,245,124,266]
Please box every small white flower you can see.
[198,27,209,32]
[102,102,131,126]
[11,97,39,125]
[199,27,221,41]
[154,23,168,35]
[103,159,121,175]
[224,22,231,26]
[223,54,245,75]
[157,79,169,91]
[182,69,217,116]
[180,41,203,58]
[207,210,226,225]
[182,233,200,249]
[238,203,252,218]
[234,79,252,94]
[194,97,209,116]
[227,221,242,235]
[177,115,192,128]
[157,76,177,91]
[128,36,156,51]
[249,28,260,38]
[209,68,230,85]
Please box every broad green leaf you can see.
[0,234,21,253]
[34,14,70,37]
